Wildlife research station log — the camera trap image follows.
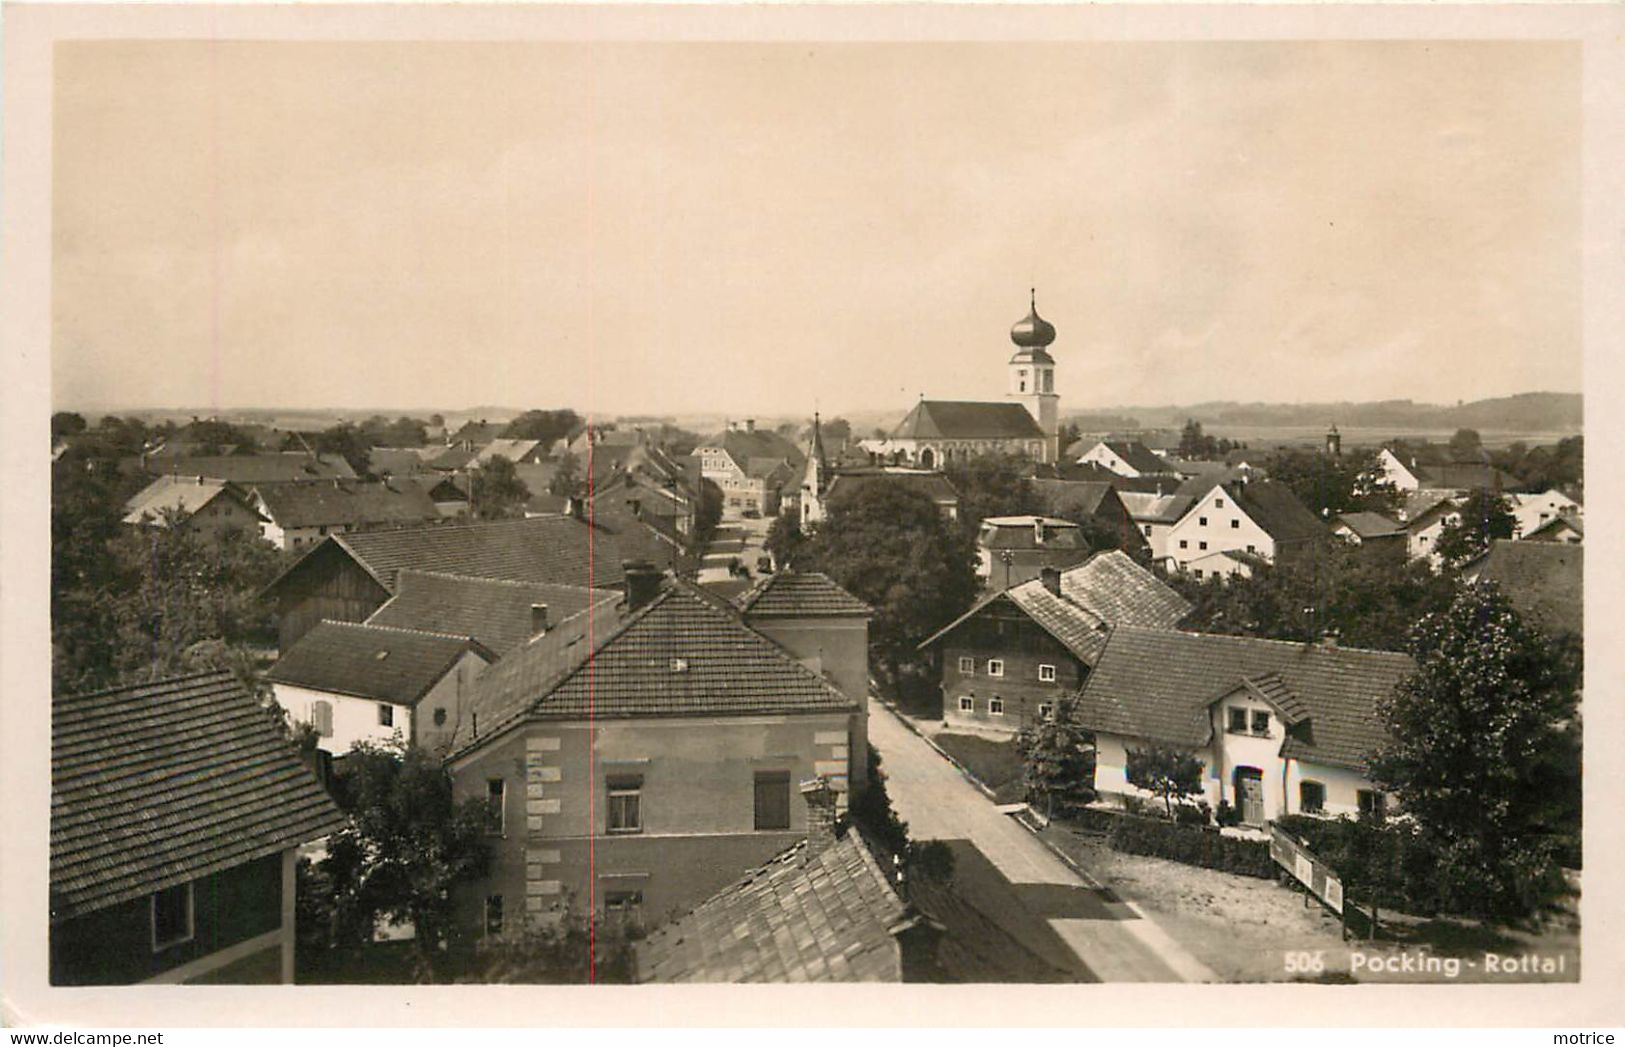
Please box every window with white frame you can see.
[151,882,193,951]
[1038,703,1055,720]
[958,656,975,674]
[1038,664,1056,682]
[989,697,1004,716]
[607,775,643,834]
[1299,780,1327,814]
[987,659,1004,677]
[958,696,974,713]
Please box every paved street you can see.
[869,703,1216,982]
[696,516,771,586]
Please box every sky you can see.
[52,39,1581,419]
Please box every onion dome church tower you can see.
[1007,289,1061,463]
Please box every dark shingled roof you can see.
[143,452,356,484]
[1417,462,1517,491]
[452,580,857,753]
[1228,480,1329,544]
[1098,441,1176,475]
[270,515,657,595]
[700,429,806,472]
[920,550,1189,662]
[266,620,491,704]
[736,571,872,618]
[635,830,909,983]
[253,478,441,530]
[890,401,1045,441]
[365,570,618,654]
[1076,627,1416,771]
[1031,478,1115,516]
[1464,540,1582,637]
[977,516,1090,553]
[51,670,346,922]
[1336,511,1405,540]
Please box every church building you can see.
[866,292,1062,468]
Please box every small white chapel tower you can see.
[1007,289,1061,463]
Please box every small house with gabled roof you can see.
[1076,627,1415,826]
[51,670,344,985]
[1163,479,1327,576]
[266,620,494,756]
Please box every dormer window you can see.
[1228,708,1248,733]
[1252,711,1270,735]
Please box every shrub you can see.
[1215,800,1241,828]
[1174,801,1213,827]
[1107,814,1275,879]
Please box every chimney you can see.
[530,603,549,637]
[799,777,839,856]
[622,559,662,611]
[1040,566,1061,595]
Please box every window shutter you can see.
[313,701,333,737]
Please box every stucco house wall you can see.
[1164,487,1275,575]
[271,649,487,756]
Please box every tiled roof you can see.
[823,469,960,505]
[1059,550,1192,628]
[473,438,544,465]
[890,401,1045,441]
[51,670,345,922]
[122,476,259,525]
[143,453,356,484]
[635,830,909,983]
[920,550,1189,660]
[452,580,857,753]
[450,420,506,445]
[1464,540,1582,636]
[1417,462,1517,491]
[1076,627,1416,771]
[367,447,431,477]
[312,515,650,591]
[1118,491,1196,524]
[1031,478,1115,516]
[428,446,478,471]
[744,456,794,483]
[736,571,872,618]
[1399,490,1459,526]
[702,429,806,471]
[1336,511,1405,539]
[1228,480,1328,543]
[266,620,490,704]
[366,570,618,654]
[253,479,441,530]
[978,516,1089,552]
[1100,441,1176,474]
[1524,515,1583,541]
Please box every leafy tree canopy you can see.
[51,411,87,440]
[942,452,1042,535]
[1124,743,1205,818]
[1264,447,1400,519]
[502,408,582,447]
[802,480,979,671]
[1432,489,1516,569]
[1017,696,1097,819]
[764,512,806,569]
[1370,583,1580,920]
[314,423,374,477]
[468,455,531,520]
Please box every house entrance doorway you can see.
[1234,767,1265,825]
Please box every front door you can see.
[1235,767,1265,826]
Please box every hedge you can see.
[1106,814,1276,879]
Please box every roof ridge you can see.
[396,568,610,595]
[309,618,479,645]
[1118,623,1414,659]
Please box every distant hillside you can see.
[1081,392,1581,434]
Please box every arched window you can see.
[919,447,936,469]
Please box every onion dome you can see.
[1010,289,1056,349]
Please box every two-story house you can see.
[1509,489,1583,540]
[919,550,1191,735]
[121,476,268,540]
[1162,480,1327,577]
[444,564,862,934]
[692,421,805,516]
[1074,440,1180,479]
[1077,628,1415,826]
[251,478,442,551]
[51,670,344,985]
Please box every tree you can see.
[803,417,852,447]
[1448,428,1483,461]
[51,411,87,440]
[763,512,806,568]
[1266,447,1399,519]
[942,453,1041,535]
[1169,542,1457,652]
[1178,419,1208,459]
[468,455,531,520]
[1056,421,1082,456]
[1124,744,1204,819]
[692,478,723,547]
[548,451,581,498]
[314,422,373,477]
[1369,583,1579,920]
[801,480,979,675]
[1432,489,1516,569]
[502,408,582,447]
[320,743,492,980]
[1017,696,1096,820]
[428,413,446,428]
